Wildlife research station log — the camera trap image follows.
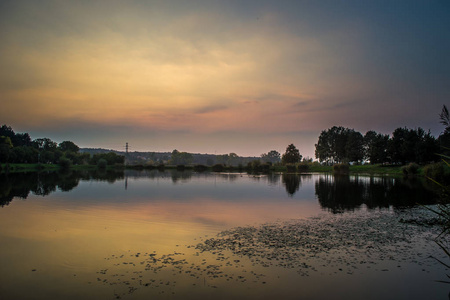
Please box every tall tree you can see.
[58,141,80,153]
[388,127,438,164]
[345,131,364,163]
[315,126,364,163]
[282,144,302,164]
[0,136,13,163]
[364,131,389,164]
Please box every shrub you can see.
[333,163,349,174]
[58,157,72,169]
[97,158,107,169]
[157,164,165,171]
[247,160,260,170]
[298,162,310,172]
[212,164,224,172]
[424,162,445,181]
[402,162,419,177]
[193,165,208,172]
[246,160,271,172]
[176,164,185,171]
[286,164,296,173]
[130,164,144,170]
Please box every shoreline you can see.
[0,162,410,176]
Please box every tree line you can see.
[2,105,449,169]
[314,106,450,165]
[0,125,124,167]
[314,126,445,165]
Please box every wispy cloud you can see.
[1,0,449,157]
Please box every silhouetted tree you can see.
[364,131,389,164]
[315,126,364,163]
[0,136,13,163]
[345,131,364,163]
[58,141,79,153]
[282,144,302,164]
[388,127,438,164]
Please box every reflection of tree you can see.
[267,173,281,186]
[315,175,438,213]
[221,173,239,182]
[171,170,193,184]
[0,170,125,207]
[315,175,365,213]
[57,170,81,192]
[282,174,302,196]
[0,173,32,207]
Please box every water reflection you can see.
[0,170,446,300]
[0,170,440,212]
[315,174,438,213]
[282,174,302,196]
[0,170,125,207]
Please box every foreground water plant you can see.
[425,154,450,283]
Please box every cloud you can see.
[1,1,449,157]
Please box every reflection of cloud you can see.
[193,217,228,227]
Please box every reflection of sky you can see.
[0,172,446,299]
[52,173,317,205]
[36,173,320,230]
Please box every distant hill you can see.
[80,148,260,166]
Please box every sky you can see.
[1,0,449,158]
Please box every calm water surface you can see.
[0,170,448,299]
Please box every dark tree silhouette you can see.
[282,144,302,165]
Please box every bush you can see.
[402,162,419,177]
[58,157,72,169]
[176,164,185,171]
[286,164,296,173]
[97,158,107,169]
[424,162,445,181]
[193,165,208,172]
[212,164,224,172]
[298,162,310,172]
[333,163,349,174]
[129,164,144,170]
[246,160,270,173]
[157,164,165,171]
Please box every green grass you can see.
[348,164,404,176]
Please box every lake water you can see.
[0,170,448,299]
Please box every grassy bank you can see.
[0,162,415,177]
[0,163,104,173]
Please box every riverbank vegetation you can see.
[1,106,449,181]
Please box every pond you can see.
[0,170,448,300]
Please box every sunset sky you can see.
[1,0,449,158]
